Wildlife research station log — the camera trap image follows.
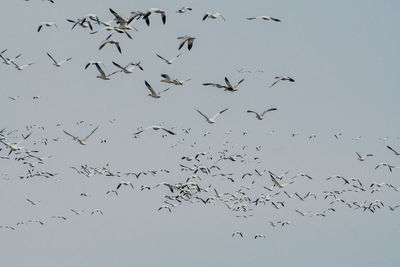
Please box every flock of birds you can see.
[1,1,399,240]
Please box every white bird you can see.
[0,50,22,65]
[142,8,166,26]
[63,126,99,145]
[84,60,103,70]
[109,8,136,30]
[112,61,143,73]
[355,152,373,161]
[66,18,93,31]
[375,163,396,172]
[99,39,122,54]
[11,61,34,71]
[144,81,170,98]
[46,53,71,67]
[177,36,195,50]
[247,108,277,120]
[37,22,58,32]
[203,12,226,21]
[203,77,244,92]
[195,108,229,124]
[176,7,192,13]
[93,63,119,80]
[232,231,243,238]
[160,73,191,85]
[156,53,181,64]
[270,76,295,87]
[247,16,281,22]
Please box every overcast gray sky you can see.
[1,0,400,266]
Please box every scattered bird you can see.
[143,8,166,25]
[203,77,244,92]
[247,16,280,22]
[177,36,195,50]
[46,52,72,67]
[144,81,170,98]
[37,22,58,32]
[195,108,229,124]
[176,7,192,13]
[355,152,373,161]
[63,126,99,145]
[160,73,191,85]
[156,53,181,65]
[203,12,226,21]
[99,39,122,54]
[11,61,34,71]
[247,108,277,120]
[270,76,295,87]
[232,231,243,238]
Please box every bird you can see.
[246,108,277,120]
[386,145,400,156]
[133,125,176,136]
[109,8,136,30]
[37,22,58,32]
[203,77,244,92]
[375,163,396,172]
[246,16,281,22]
[63,126,99,145]
[160,74,191,85]
[195,108,229,124]
[355,152,373,161]
[84,61,103,70]
[176,7,192,13]
[0,51,21,65]
[11,61,34,71]
[177,36,195,50]
[66,18,93,31]
[156,53,181,64]
[144,81,170,98]
[142,8,166,26]
[232,231,243,238]
[117,181,134,190]
[254,234,266,239]
[203,12,226,21]
[91,209,103,215]
[99,39,122,54]
[93,63,119,80]
[46,52,72,67]
[270,76,295,87]
[112,61,143,73]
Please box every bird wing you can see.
[161,128,176,135]
[387,145,399,155]
[178,38,187,50]
[246,17,257,20]
[156,53,168,63]
[46,53,58,64]
[94,63,106,77]
[270,77,282,87]
[109,8,125,23]
[37,25,43,32]
[145,81,157,95]
[212,108,229,120]
[187,38,194,50]
[112,61,126,71]
[195,109,210,121]
[261,108,277,115]
[224,77,233,88]
[63,130,77,139]
[235,78,245,87]
[171,53,182,62]
[247,110,259,117]
[84,126,99,140]
[115,42,122,54]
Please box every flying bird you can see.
[37,22,58,32]
[142,8,166,26]
[177,36,195,50]
[160,73,191,85]
[144,81,170,98]
[93,63,119,80]
[176,7,192,13]
[355,152,373,161]
[195,108,229,124]
[247,16,281,22]
[63,126,99,145]
[246,108,277,120]
[386,145,400,156]
[203,12,226,21]
[11,61,34,71]
[112,61,143,73]
[99,39,122,54]
[270,76,295,87]
[203,77,244,92]
[156,53,181,64]
[46,53,72,67]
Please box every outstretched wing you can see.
[195,109,209,121]
[94,63,106,77]
[84,126,99,140]
[145,81,157,95]
[156,53,168,63]
[211,108,229,120]
[63,130,77,140]
[261,108,277,116]
[46,53,58,64]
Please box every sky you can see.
[1,0,400,266]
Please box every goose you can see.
[46,52,71,67]
[66,18,93,30]
[84,60,103,70]
[246,16,280,22]
[386,145,400,156]
[355,152,373,161]
[99,39,122,54]
[93,62,119,80]
[156,53,181,64]
[133,125,176,136]
[176,7,192,13]
[144,80,170,98]
[117,181,134,190]
[109,8,136,30]
[270,76,295,87]
[0,51,22,65]
[11,61,34,71]
[247,108,277,120]
[37,22,58,32]
[254,234,266,239]
[232,231,243,237]
[112,61,143,73]
[203,12,226,21]
[63,126,99,145]
[142,8,166,26]
[195,108,229,124]
[375,163,396,172]
[177,36,195,50]
[160,73,191,85]
[203,77,244,92]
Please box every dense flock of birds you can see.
[1,1,399,240]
